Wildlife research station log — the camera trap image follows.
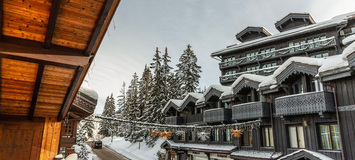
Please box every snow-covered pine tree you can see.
[168,72,182,99]
[138,65,152,120]
[76,128,90,160]
[80,115,95,139]
[176,44,202,94]
[98,94,115,137]
[161,47,173,104]
[141,47,165,147]
[116,82,126,117]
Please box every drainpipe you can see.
[335,23,347,54]
[266,94,277,159]
[323,82,345,160]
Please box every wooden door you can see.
[0,117,44,160]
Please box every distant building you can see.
[161,11,355,160]
[59,81,98,157]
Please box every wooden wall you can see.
[39,117,62,160]
[0,117,44,160]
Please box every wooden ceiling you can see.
[0,0,121,121]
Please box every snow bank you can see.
[319,55,349,73]
[231,150,281,159]
[166,140,236,151]
[102,137,165,160]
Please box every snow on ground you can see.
[102,137,165,160]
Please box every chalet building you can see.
[161,11,355,160]
[0,0,120,159]
[59,81,98,157]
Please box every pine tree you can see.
[116,82,126,116]
[124,73,140,121]
[76,128,90,160]
[161,47,173,103]
[141,47,165,147]
[80,115,95,138]
[176,44,202,94]
[138,65,153,120]
[98,94,115,137]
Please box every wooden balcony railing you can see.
[232,102,270,121]
[165,116,184,125]
[219,36,336,69]
[275,91,335,118]
[204,108,232,123]
[220,66,279,84]
[185,113,204,124]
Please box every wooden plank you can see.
[29,64,44,120]
[44,0,61,48]
[85,0,114,56]
[0,0,3,39]
[0,36,88,68]
[57,66,83,121]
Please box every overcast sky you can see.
[86,0,355,114]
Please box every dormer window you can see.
[275,13,315,32]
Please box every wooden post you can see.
[251,89,256,102]
[301,74,308,93]
[39,118,62,160]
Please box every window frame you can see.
[287,125,306,149]
[317,123,341,150]
[261,126,274,147]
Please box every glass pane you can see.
[331,125,341,150]
[289,126,298,148]
[264,128,270,146]
[320,125,332,149]
[226,129,231,141]
[269,128,274,147]
[216,129,219,141]
[323,53,329,57]
[243,130,250,146]
[297,126,305,148]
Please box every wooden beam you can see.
[43,0,62,49]
[28,64,45,120]
[0,36,89,68]
[85,0,114,56]
[57,67,83,121]
[0,0,3,40]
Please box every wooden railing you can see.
[220,66,279,84]
[219,36,336,69]
[186,113,204,124]
[275,91,335,118]
[232,102,270,121]
[165,116,184,125]
[204,108,232,123]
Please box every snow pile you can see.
[102,137,165,160]
[341,39,355,58]
[318,55,349,73]
[342,34,355,45]
[259,75,277,89]
[231,150,281,159]
[220,87,233,98]
[196,96,205,105]
[273,57,324,78]
[278,149,333,160]
[204,85,231,96]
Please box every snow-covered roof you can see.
[273,57,324,78]
[231,74,266,89]
[79,80,98,101]
[342,38,355,59]
[162,99,183,114]
[231,150,282,159]
[211,11,355,57]
[318,55,349,74]
[196,97,205,105]
[278,149,333,160]
[220,87,233,99]
[203,85,231,97]
[164,140,236,152]
[342,34,355,45]
[178,92,203,111]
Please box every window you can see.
[224,102,228,108]
[178,131,186,141]
[242,129,252,146]
[262,127,274,147]
[262,62,277,68]
[288,125,305,148]
[292,78,303,94]
[319,124,341,150]
[246,51,258,57]
[188,131,195,141]
[310,52,329,58]
[224,70,236,75]
[223,129,231,142]
[310,79,323,92]
[211,129,219,142]
[247,66,258,71]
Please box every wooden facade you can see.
[0,0,119,159]
[162,12,355,160]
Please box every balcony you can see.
[219,36,336,69]
[275,91,335,118]
[165,116,184,125]
[186,113,204,124]
[204,108,232,123]
[232,102,270,121]
[220,66,279,84]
